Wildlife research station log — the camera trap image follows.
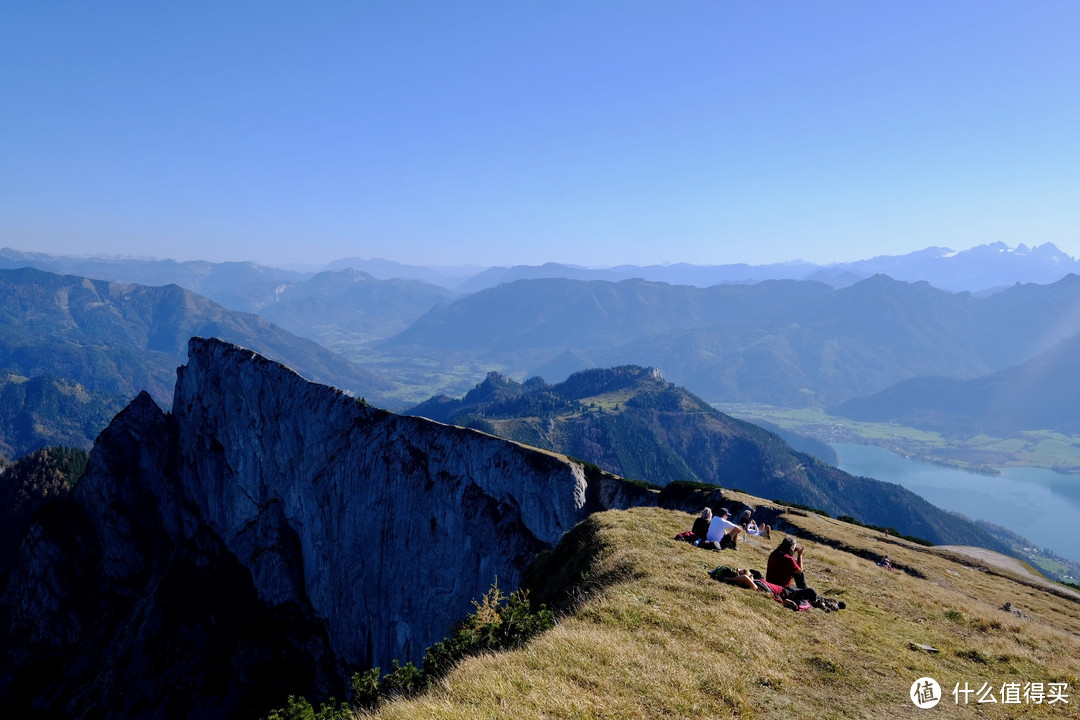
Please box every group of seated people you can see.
[714,536,844,611]
[689,506,771,550]
[687,507,845,612]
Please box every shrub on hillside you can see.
[264,581,554,718]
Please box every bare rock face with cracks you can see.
[0,337,651,719]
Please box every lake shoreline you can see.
[833,442,1080,572]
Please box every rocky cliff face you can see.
[0,337,655,719]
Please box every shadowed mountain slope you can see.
[384,277,832,358]
[408,366,1010,551]
[0,373,123,460]
[0,445,87,578]
[0,267,392,406]
[832,332,1080,437]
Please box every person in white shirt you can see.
[705,507,743,548]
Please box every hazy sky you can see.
[3,2,1079,268]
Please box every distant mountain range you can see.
[382,273,1080,407]
[418,242,1080,294]
[2,245,1075,716]
[6,243,1080,435]
[0,267,393,456]
[323,256,482,289]
[0,248,307,309]
[0,249,459,362]
[5,240,1078,295]
[255,269,455,351]
[407,366,1008,550]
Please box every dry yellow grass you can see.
[361,503,1080,719]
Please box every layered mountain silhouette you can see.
[0,267,392,430]
[832,332,1080,437]
[0,250,457,347]
[8,254,1080,442]
[6,239,1078,304]
[3,239,1077,717]
[255,268,455,349]
[444,241,1079,293]
[408,366,1009,550]
[0,248,306,310]
[8,245,1080,417]
[385,273,1080,407]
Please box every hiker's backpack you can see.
[708,565,738,582]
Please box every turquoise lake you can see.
[833,443,1080,566]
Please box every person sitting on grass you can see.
[692,507,713,542]
[766,536,818,606]
[706,507,743,549]
[739,509,772,539]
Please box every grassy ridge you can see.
[363,506,1080,719]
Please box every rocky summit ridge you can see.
[0,337,651,719]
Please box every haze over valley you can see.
[5,242,1080,574]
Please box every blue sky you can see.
[3,2,1079,268]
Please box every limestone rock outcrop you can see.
[0,337,655,719]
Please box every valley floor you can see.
[723,404,1080,476]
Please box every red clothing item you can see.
[757,578,785,595]
[766,549,801,588]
